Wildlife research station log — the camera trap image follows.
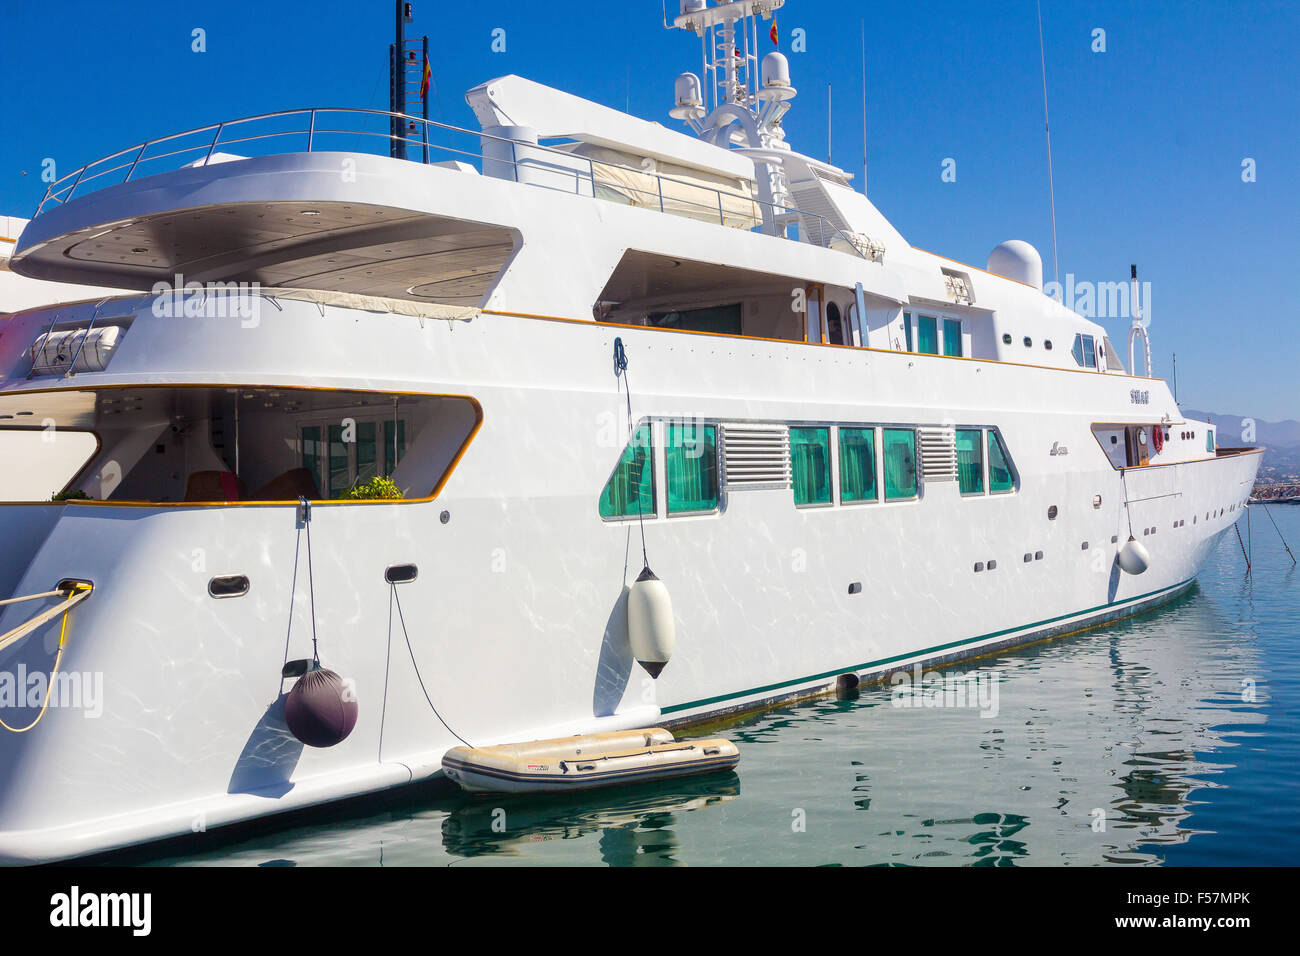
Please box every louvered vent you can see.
[721,423,791,490]
[917,426,957,481]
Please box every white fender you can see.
[1118,536,1151,575]
[627,566,676,678]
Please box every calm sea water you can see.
[114,508,1299,867]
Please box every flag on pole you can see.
[770,18,778,46]
[420,54,431,100]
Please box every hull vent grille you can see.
[721,423,791,490]
[918,426,957,481]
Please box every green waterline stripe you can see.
[661,577,1193,715]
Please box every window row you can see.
[599,421,1016,520]
[598,422,719,520]
[902,312,964,358]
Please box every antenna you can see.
[1035,0,1060,286]
[389,1,429,161]
[827,83,832,164]
[860,20,868,194]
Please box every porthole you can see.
[1035,550,1044,560]
[987,559,998,570]
[1024,553,1033,563]
[1047,505,1058,520]
[1023,337,1033,347]
[208,574,250,599]
[385,564,419,584]
[974,561,985,572]
[1044,340,1053,350]
[1002,333,1012,345]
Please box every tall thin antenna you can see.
[827,83,832,164]
[861,20,868,193]
[1036,0,1060,286]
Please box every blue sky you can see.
[2,1,1296,419]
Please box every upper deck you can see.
[9,88,1126,380]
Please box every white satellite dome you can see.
[987,240,1043,291]
[674,72,702,109]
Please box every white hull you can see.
[0,300,1259,862]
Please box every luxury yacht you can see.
[0,0,1260,862]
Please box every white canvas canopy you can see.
[560,143,761,230]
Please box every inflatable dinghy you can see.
[442,727,740,793]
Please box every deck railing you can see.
[34,107,865,256]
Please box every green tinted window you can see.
[647,304,742,335]
[838,427,877,502]
[956,428,984,494]
[599,424,655,519]
[1206,429,1215,453]
[988,430,1014,492]
[917,315,939,355]
[328,424,350,498]
[355,421,378,485]
[666,423,718,514]
[301,426,322,496]
[883,428,917,500]
[790,426,832,506]
[903,312,913,352]
[943,319,963,357]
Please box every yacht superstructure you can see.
[0,0,1260,862]
[1,216,125,500]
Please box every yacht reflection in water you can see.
[440,776,740,866]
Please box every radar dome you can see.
[986,240,1043,291]
[762,52,791,89]
[674,72,702,108]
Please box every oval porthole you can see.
[1002,334,1013,345]
[209,574,249,598]
[1023,336,1032,347]
[1044,340,1053,350]
[385,564,419,584]
[1047,505,1058,520]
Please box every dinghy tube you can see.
[442,728,739,793]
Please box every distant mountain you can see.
[1181,410,1300,449]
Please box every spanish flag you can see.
[770,17,778,46]
[420,54,431,100]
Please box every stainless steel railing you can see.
[34,107,865,256]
